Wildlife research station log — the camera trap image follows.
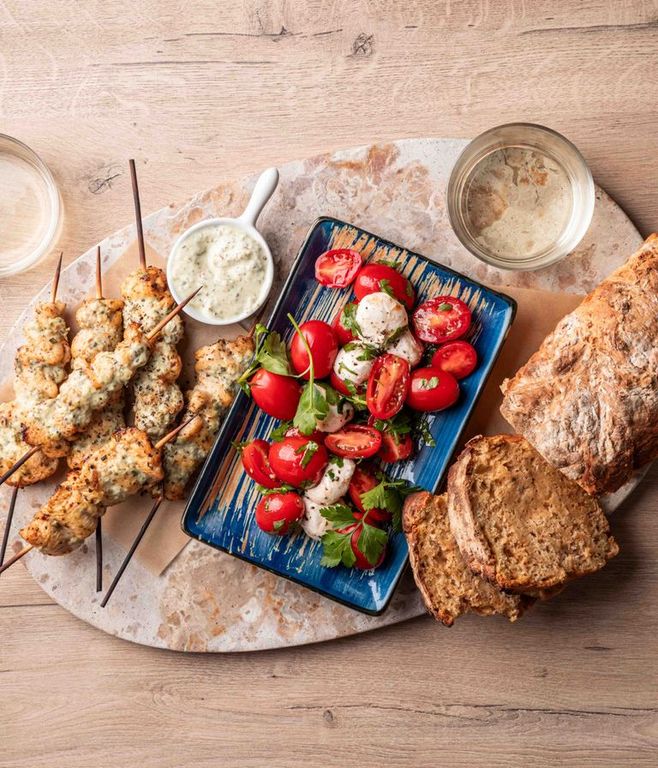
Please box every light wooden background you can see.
[1,2,657,766]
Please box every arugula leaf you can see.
[294,439,319,467]
[236,324,292,392]
[320,531,356,568]
[230,440,250,452]
[340,303,362,338]
[294,382,329,435]
[343,341,378,361]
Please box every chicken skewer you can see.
[67,247,125,589]
[0,254,70,487]
[0,288,200,486]
[163,332,256,500]
[0,419,197,574]
[121,159,185,442]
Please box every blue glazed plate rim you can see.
[181,215,517,615]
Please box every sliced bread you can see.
[447,435,619,592]
[402,491,530,626]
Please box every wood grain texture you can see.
[1,1,657,765]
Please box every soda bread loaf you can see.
[447,435,619,592]
[402,491,531,625]
[500,234,658,495]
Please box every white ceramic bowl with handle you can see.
[167,167,279,325]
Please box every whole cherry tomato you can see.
[255,492,305,535]
[431,340,478,380]
[348,466,391,525]
[290,320,338,380]
[378,432,414,463]
[406,367,460,412]
[332,302,357,345]
[413,296,472,344]
[324,424,382,459]
[250,369,301,421]
[353,263,415,309]
[240,439,279,488]
[268,435,328,487]
[366,354,410,420]
[315,248,363,288]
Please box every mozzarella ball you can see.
[355,292,408,347]
[305,457,356,506]
[301,498,329,540]
[316,400,354,433]
[333,344,374,387]
[386,329,423,367]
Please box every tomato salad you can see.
[236,251,479,571]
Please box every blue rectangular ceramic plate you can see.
[182,217,516,615]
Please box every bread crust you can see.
[446,435,618,591]
[403,490,530,625]
[500,234,658,495]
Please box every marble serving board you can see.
[0,138,642,652]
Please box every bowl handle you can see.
[238,167,279,227]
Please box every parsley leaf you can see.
[355,522,388,565]
[438,302,454,312]
[379,278,396,299]
[294,382,329,434]
[295,439,319,468]
[372,411,413,440]
[320,531,356,568]
[236,324,292,393]
[273,519,286,532]
[361,475,416,532]
[320,503,357,527]
[417,376,439,390]
[257,484,296,495]
[415,415,436,448]
[340,302,362,338]
[270,421,292,442]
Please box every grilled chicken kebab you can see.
[0,296,71,486]
[20,427,164,555]
[121,266,184,441]
[67,293,126,470]
[163,333,255,499]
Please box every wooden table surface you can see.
[1,2,657,765]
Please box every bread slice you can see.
[447,435,619,592]
[403,491,530,626]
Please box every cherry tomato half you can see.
[241,439,279,488]
[290,320,338,380]
[349,466,391,525]
[324,424,382,459]
[337,523,387,569]
[413,296,472,344]
[250,369,301,421]
[330,370,353,397]
[366,354,410,420]
[431,340,478,380]
[268,436,328,487]
[315,248,363,288]
[332,302,357,345]
[379,432,414,463]
[255,492,305,535]
[353,264,415,310]
[406,367,460,412]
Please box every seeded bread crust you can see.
[403,491,530,626]
[447,435,619,592]
[500,234,658,495]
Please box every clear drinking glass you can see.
[447,123,594,271]
[0,134,62,277]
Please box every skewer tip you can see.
[129,159,147,270]
[51,251,64,303]
[146,286,202,343]
[95,245,103,300]
[154,414,200,450]
[0,543,32,577]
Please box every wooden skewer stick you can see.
[95,245,103,300]
[146,286,202,344]
[0,487,19,567]
[0,446,40,487]
[0,544,32,577]
[154,415,199,451]
[51,251,63,303]
[95,519,103,592]
[100,496,163,608]
[129,159,147,270]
